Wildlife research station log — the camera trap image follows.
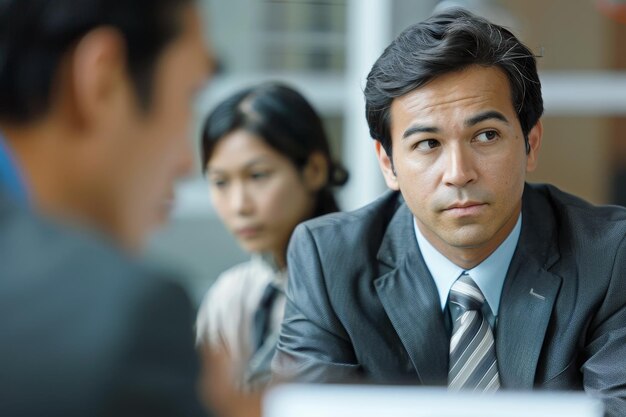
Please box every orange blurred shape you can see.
[597,0,626,24]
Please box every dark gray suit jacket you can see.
[0,189,208,417]
[273,183,626,416]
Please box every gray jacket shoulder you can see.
[292,190,403,252]
[0,200,202,416]
[530,183,626,248]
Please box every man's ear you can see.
[302,151,329,192]
[375,140,399,190]
[70,27,129,129]
[526,119,543,173]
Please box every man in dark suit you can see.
[0,0,214,415]
[272,8,626,416]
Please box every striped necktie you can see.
[448,273,500,391]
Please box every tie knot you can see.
[449,273,485,312]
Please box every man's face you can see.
[376,65,541,267]
[85,5,212,249]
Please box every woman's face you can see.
[206,129,318,264]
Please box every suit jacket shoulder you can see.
[290,190,405,276]
[522,183,626,272]
[276,191,425,384]
[299,189,403,236]
[0,199,206,416]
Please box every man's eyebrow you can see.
[465,111,510,127]
[401,111,509,139]
[402,125,440,139]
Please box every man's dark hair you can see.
[364,8,543,156]
[0,0,193,123]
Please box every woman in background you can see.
[196,82,348,396]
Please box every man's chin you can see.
[440,226,493,249]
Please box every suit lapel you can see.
[372,186,564,388]
[496,185,563,389]
[373,202,449,385]
[496,250,561,388]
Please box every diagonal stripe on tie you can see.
[474,359,499,391]
[450,311,479,354]
[450,320,493,386]
[449,313,487,373]
[448,273,500,392]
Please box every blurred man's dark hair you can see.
[0,0,192,123]
[364,8,543,157]
[0,1,215,416]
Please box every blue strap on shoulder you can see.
[0,133,29,204]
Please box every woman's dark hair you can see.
[201,82,348,217]
[365,8,543,157]
[0,0,193,123]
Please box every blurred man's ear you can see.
[70,27,130,130]
[375,141,399,190]
[303,151,329,192]
[525,120,543,173]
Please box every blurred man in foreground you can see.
[0,0,213,415]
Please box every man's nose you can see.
[442,144,478,188]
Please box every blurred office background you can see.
[147,0,626,303]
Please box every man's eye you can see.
[475,130,499,143]
[415,139,441,151]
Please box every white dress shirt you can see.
[196,254,286,391]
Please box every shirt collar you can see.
[414,214,522,317]
[252,253,288,290]
[0,132,29,204]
